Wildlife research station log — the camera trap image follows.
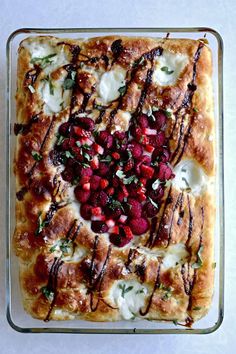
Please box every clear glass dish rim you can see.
[5,26,225,335]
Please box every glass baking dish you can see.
[6,27,224,334]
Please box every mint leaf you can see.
[118,85,126,96]
[41,286,54,300]
[31,150,42,162]
[161,66,174,75]
[31,53,57,69]
[192,245,204,269]
[118,284,133,298]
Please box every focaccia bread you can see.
[13,35,215,325]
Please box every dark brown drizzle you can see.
[166,192,184,247]
[170,40,205,164]
[89,241,112,312]
[44,257,64,322]
[14,114,40,136]
[186,194,193,245]
[139,262,161,316]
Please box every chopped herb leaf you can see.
[118,85,126,96]
[83,152,91,161]
[31,150,42,161]
[81,162,90,168]
[35,212,46,235]
[63,78,75,90]
[118,284,134,298]
[116,170,126,179]
[161,66,174,75]
[173,320,178,326]
[148,197,158,209]
[100,155,112,163]
[65,150,74,159]
[152,179,160,190]
[193,107,199,112]
[192,245,204,269]
[212,262,216,269]
[31,53,57,68]
[162,291,172,301]
[82,144,91,150]
[164,110,172,118]
[193,306,202,311]
[50,238,72,255]
[123,175,138,185]
[94,103,105,111]
[41,286,54,300]
[108,199,124,212]
[60,101,64,108]
[136,289,145,294]
[56,134,65,146]
[28,84,35,93]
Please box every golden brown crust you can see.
[14,35,215,324]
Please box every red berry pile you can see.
[54,110,174,247]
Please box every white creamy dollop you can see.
[109,280,148,319]
[173,159,207,195]
[39,76,71,113]
[98,67,126,103]
[153,51,188,86]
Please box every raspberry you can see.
[74,186,90,203]
[58,122,71,136]
[100,178,109,189]
[142,201,159,218]
[90,155,99,169]
[128,140,143,159]
[61,168,74,182]
[148,131,165,147]
[90,175,101,190]
[61,138,76,151]
[152,147,170,163]
[76,117,95,131]
[80,204,92,220]
[129,217,149,235]
[109,233,130,247]
[81,167,93,177]
[91,207,102,216]
[148,186,164,201]
[97,162,109,176]
[91,221,108,233]
[126,198,142,218]
[156,162,174,180]
[124,159,134,172]
[137,114,149,128]
[113,131,126,140]
[97,130,113,148]
[151,111,167,130]
[90,191,108,207]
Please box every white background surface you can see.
[0,0,235,353]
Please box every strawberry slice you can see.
[73,126,91,138]
[140,164,154,178]
[83,182,91,191]
[143,128,157,135]
[91,207,102,216]
[93,143,104,155]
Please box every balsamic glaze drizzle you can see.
[186,195,193,245]
[139,262,161,316]
[166,192,184,247]
[170,40,204,164]
[44,257,64,322]
[89,241,112,312]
